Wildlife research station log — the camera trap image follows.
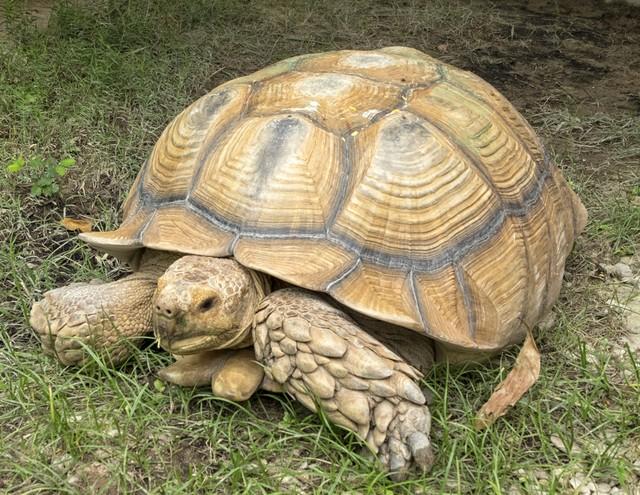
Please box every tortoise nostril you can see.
[155,303,175,318]
[198,297,216,312]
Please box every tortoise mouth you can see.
[156,323,242,354]
[161,335,219,354]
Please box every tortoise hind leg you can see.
[253,288,434,480]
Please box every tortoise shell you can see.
[81,46,587,353]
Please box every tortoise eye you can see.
[198,297,216,312]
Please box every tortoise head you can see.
[153,256,265,354]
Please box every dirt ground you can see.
[465,0,639,117]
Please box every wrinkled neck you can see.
[247,268,271,301]
[229,268,271,349]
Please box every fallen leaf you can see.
[61,217,92,233]
[475,331,540,429]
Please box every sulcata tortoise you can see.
[30,46,587,479]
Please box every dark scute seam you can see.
[133,84,551,278]
[453,262,476,341]
[409,270,430,335]
[134,209,157,243]
[326,134,354,233]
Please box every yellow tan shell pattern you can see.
[81,47,587,353]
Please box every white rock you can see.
[600,262,635,282]
[533,469,550,481]
[569,472,587,489]
[550,434,582,455]
[582,481,597,494]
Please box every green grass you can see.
[1,0,640,493]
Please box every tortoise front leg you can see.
[158,349,265,402]
[30,273,158,366]
[253,289,434,480]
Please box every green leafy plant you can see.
[5,155,76,197]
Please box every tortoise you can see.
[30,46,587,479]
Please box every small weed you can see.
[5,155,76,197]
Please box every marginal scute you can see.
[329,263,421,331]
[235,238,357,292]
[79,213,147,263]
[413,266,472,347]
[141,207,235,257]
[457,217,528,348]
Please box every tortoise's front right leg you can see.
[254,289,434,480]
[30,272,159,366]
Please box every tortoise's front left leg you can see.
[253,289,434,480]
[158,348,268,401]
[29,251,176,366]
